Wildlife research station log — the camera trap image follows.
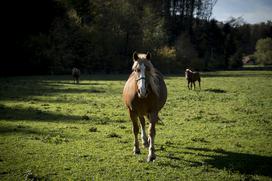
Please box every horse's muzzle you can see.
[137,89,149,98]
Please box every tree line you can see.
[2,0,272,75]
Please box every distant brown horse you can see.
[123,52,167,162]
[185,69,201,90]
[72,67,80,84]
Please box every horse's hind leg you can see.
[193,82,196,90]
[147,113,157,162]
[130,111,140,154]
[139,116,148,148]
[198,80,201,90]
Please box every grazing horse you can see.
[185,69,201,90]
[72,67,80,84]
[123,52,167,162]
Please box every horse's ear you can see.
[146,52,151,60]
[133,52,139,61]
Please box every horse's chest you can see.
[130,96,157,115]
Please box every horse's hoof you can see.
[147,155,156,162]
[142,139,149,148]
[133,148,140,154]
[143,142,149,148]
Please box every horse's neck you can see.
[149,73,161,97]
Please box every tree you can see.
[255,37,272,65]
[2,0,65,75]
[3,0,271,75]
[176,33,203,70]
[229,49,243,68]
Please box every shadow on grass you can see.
[0,125,43,135]
[0,78,106,102]
[204,88,226,93]
[185,147,272,177]
[0,105,112,125]
[58,82,107,86]
[44,87,106,94]
[0,124,70,146]
[0,105,81,122]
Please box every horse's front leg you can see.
[139,116,148,148]
[187,81,191,90]
[147,113,157,162]
[130,111,140,154]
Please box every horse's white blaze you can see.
[137,63,146,97]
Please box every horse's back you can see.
[186,70,200,82]
[194,72,201,81]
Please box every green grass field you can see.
[0,71,272,180]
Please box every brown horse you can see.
[185,69,201,90]
[123,52,167,162]
[72,67,80,84]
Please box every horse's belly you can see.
[132,102,150,115]
[129,96,158,116]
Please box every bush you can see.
[155,46,180,73]
[255,37,272,65]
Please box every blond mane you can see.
[132,60,160,97]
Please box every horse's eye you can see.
[146,67,150,71]
[136,69,140,73]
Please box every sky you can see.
[212,0,272,24]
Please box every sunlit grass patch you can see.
[0,71,272,180]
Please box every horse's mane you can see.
[132,60,160,97]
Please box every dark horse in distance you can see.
[72,67,80,84]
[123,52,167,162]
[185,69,201,90]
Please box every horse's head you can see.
[132,52,154,98]
[185,68,192,78]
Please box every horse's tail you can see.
[147,114,165,125]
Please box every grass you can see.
[0,71,272,180]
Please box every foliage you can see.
[155,46,179,73]
[2,1,272,75]
[176,33,204,70]
[142,6,167,50]
[229,50,243,68]
[255,37,272,65]
[0,71,272,179]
